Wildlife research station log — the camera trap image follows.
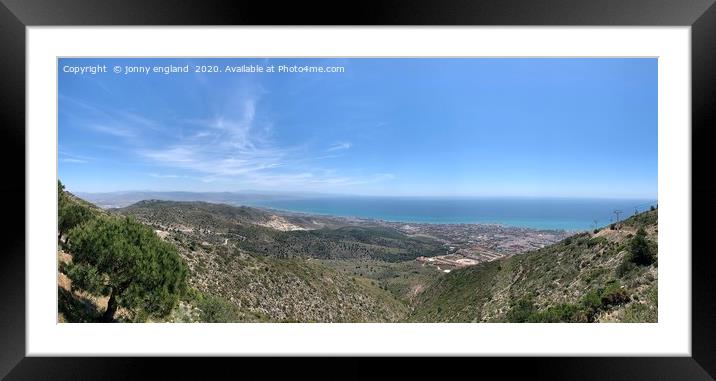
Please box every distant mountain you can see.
[75,190,338,209]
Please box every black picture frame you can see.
[1,0,714,379]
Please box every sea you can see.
[243,197,657,232]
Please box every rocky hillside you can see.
[176,238,408,322]
[409,209,658,322]
[60,196,413,322]
[60,191,658,324]
[115,200,445,262]
[114,200,445,321]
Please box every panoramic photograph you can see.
[57,57,657,323]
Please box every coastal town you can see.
[384,221,571,272]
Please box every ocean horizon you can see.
[242,197,657,231]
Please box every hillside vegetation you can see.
[59,186,658,323]
[60,194,413,322]
[178,244,409,322]
[58,182,188,322]
[117,199,340,230]
[116,200,440,321]
[409,209,658,322]
[116,200,444,262]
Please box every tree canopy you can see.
[58,203,94,240]
[67,216,188,322]
[58,180,94,241]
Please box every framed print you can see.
[2,0,715,379]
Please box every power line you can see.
[613,210,623,228]
[594,200,657,231]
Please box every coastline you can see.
[85,193,655,232]
[254,204,581,233]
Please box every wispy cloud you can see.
[140,101,388,190]
[139,94,294,181]
[89,124,136,138]
[63,88,392,192]
[237,171,395,189]
[59,150,93,164]
[327,142,352,151]
[142,144,285,177]
[61,158,88,164]
[59,95,167,139]
[149,173,183,179]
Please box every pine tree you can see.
[58,203,94,242]
[67,216,187,322]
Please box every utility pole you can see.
[593,219,598,230]
[613,210,622,229]
[634,207,639,216]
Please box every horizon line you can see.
[71,189,657,201]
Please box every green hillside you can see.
[409,209,658,323]
[114,199,349,231]
[177,241,409,322]
[59,186,658,324]
[116,200,444,262]
[116,200,277,228]
[60,194,411,322]
[116,200,441,321]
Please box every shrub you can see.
[530,303,585,323]
[616,260,637,278]
[506,297,537,323]
[622,302,657,323]
[616,228,654,278]
[580,289,603,319]
[506,281,632,323]
[629,228,654,266]
[196,294,241,322]
[600,281,630,308]
[587,237,606,248]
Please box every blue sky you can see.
[58,58,657,198]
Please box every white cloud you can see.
[149,173,183,179]
[74,88,391,192]
[327,142,352,151]
[89,124,136,138]
[61,158,87,164]
[60,95,169,139]
[59,150,92,164]
[140,94,290,179]
[141,142,286,177]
